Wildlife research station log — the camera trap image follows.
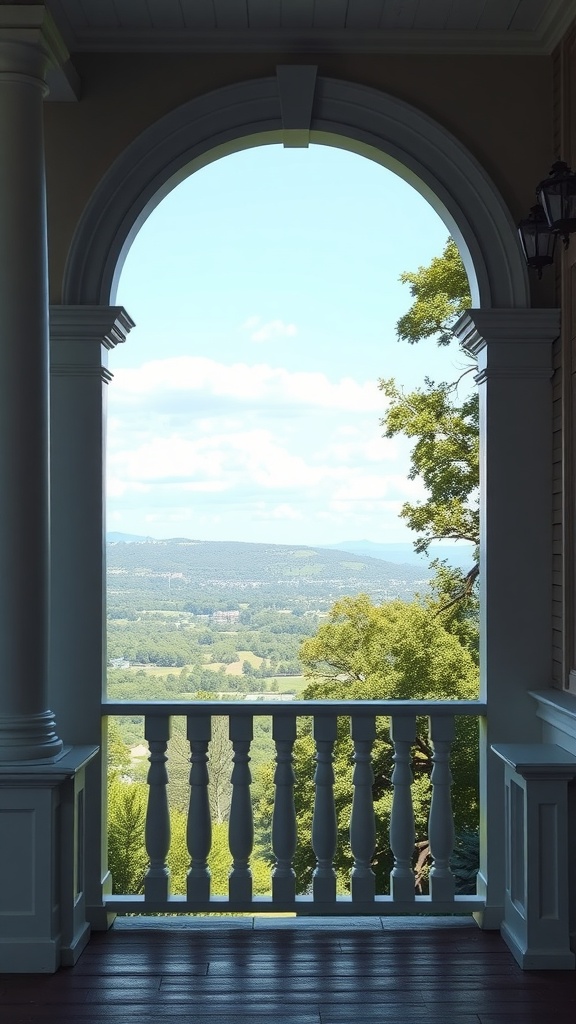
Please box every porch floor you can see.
[2,916,576,1024]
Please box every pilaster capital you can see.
[0,5,70,84]
[455,308,561,355]
[50,305,135,383]
[50,305,134,348]
[455,308,560,383]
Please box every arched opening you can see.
[54,74,554,925]
[105,140,480,899]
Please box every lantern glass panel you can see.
[537,161,576,243]
[518,205,557,275]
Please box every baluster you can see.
[350,714,376,902]
[428,714,455,901]
[272,714,297,902]
[144,714,171,902]
[228,715,254,902]
[186,713,212,902]
[389,714,417,901]
[312,714,338,903]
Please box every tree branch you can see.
[434,562,479,616]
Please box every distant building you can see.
[211,610,240,623]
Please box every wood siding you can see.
[556,24,576,692]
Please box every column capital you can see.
[0,5,69,83]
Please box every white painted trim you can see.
[61,27,568,57]
[531,688,576,749]
[63,75,529,311]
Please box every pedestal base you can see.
[0,746,98,973]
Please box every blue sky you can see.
[108,143,472,545]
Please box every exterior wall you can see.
[554,26,576,693]
[44,52,556,307]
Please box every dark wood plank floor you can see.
[1,916,576,1024]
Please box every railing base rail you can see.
[104,893,485,916]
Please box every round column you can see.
[0,32,61,760]
[456,307,560,928]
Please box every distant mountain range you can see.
[107,533,475,572]
[106,536,434,601]
[320,539,475,571]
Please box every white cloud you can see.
[110,357,382,414]
[106,356,417,544]
[242,316,298,343]
[253,503,305,521]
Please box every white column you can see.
[0,16,62,761]
[49,305,134,927]
[455,308,560,928]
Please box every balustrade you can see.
[186,713,212,902]
[105,700,485,916]
[228,715,254,902]
[272,714,297,902]
[144,714,171,901]
[350,714,376,902]
[390,714,417,901]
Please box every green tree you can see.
[255,241,481,895]
[108,773,271,897]
[394,237,471,347]
[255,594,479,895]
[380,235,479,624]
[107,775,148,894]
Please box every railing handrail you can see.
[103,699,486,717]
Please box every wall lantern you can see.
[536,160,576,248]
[517,204,557,278]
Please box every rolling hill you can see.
[106,537,432,604]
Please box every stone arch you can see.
[62,74,529,309]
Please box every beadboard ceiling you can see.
[44,0,576,54]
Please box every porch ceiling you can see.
[46,0,576,54]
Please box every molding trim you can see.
[456,309,561,353]
[474,367,553,384]
[50,305,135,349]
[531,689,576,747]
[62,25,572,57]
[62,77,530,312]
[50,364,114,384]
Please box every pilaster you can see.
[0,10,63,762]
[49,304,134,928]
[455,307,560,929]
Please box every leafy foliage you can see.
[108,771,272,896]
[107,774,148,894]
[381,237,479,630]
[395,238,471,347]
[380,379,479,553]
[254,594,479,895]
[256,240,481,896]
[299,594,478,700]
